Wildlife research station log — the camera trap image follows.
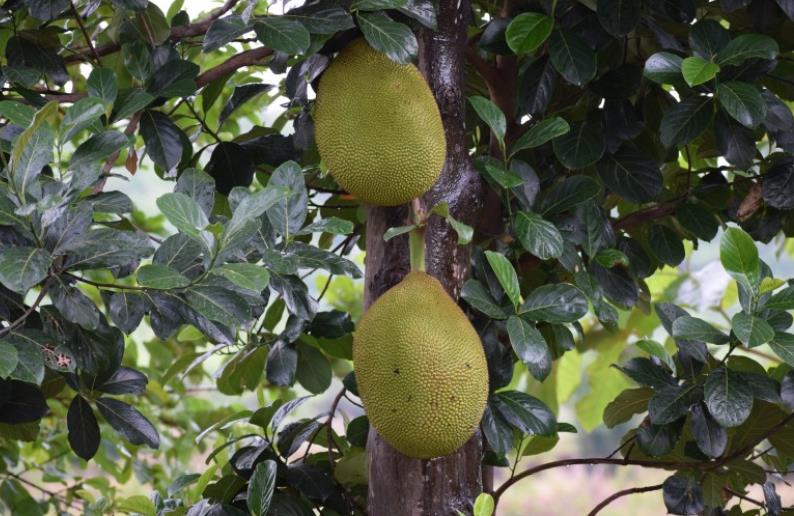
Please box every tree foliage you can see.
[0,0,794,514]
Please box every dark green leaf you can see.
[552,121,606,169]
[87,68,117,106]
[484,251,520,308]
[618,357,676,389]
[469,96,506,146]
[206,142,255,196]
[672,316,730,344]
[107,291,145,334]
[603,387,653,428]
[0,380,47,423]
[247,460,277,516]
[539,175,601,214]
[643,52,683,85]
[186,286,250,328]
[731,312,774,347]
[0,247,51,294]
[519,284,588,323]
[717,81,767,128]
[122,41,152,81]
[461,279,508,319]
[506,316,551,381]
[67,396,100,460]
[396,0,436,29]
[596,148,662,203]
[716,34,778,66]
[663,475,704,515]
[137,264,190,289]
[704,367,753,427]
[547,29,596,86]
[689,19,730,59]
[295,343,331,394]
[762,158,794,210]
[648,225,685,266]
[97,367,148,395]
[140,111,185,171]
[266,341,297,387]
[96,397,159,448]
[266,161,307,238]
[676,204,718,241]
[511,117,569,154]
[148,60,199,98]
[691,403,727,458]
[61,97,105,142]
[649,384,698,425]
[71,131,128,169]
[356,13,417,64]
[204,15,252,52]
[660,96,714,147]
[491,391,556,435]
[514,211,563,260]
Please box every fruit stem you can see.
[409,199,426,272]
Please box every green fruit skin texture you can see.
[353,272,489,458]
[313,39,446,207]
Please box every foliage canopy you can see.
[1,0,794,514]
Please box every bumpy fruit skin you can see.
[313,39,446,207]
[353,272,488,458]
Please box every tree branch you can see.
[493,411,794,509]
[196,47,273,87]
[69,1,101,65]
[64,0,241,64]
[587,483,664,516]
[0,285,49,339]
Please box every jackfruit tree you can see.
[3,0,794,515]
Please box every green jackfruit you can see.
[313,39,446,207]
[353,272,488,458]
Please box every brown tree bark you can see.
[363,1,485,514]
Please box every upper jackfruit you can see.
[313,39,446,207]
[353,272,488,459]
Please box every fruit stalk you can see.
[409,198,426,273]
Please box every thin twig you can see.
[69,1,101,65]
[587,483,664,516]
[0,285,50,338]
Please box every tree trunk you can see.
[364,1,485,514]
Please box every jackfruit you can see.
[353,272,488,458]
[313,39,446,207]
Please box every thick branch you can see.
[196,47,273,87]
[587,483,664,516]
[614,200,681,231]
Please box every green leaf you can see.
[635,339,675,372]
[492,391,556,435]
[539,175,601,215]
[61,97,105,142]
[660,96,714,147]
[552,121,605,169]
[203,15,252,52]
[356,13,417,64]
[763,285,794,310]
[643,52,683,85]
[0,247,51,293]
[547,29,596,86]
[716,81,767,128]
[473,493,495,516]
[672,316,730,344]
[506,316,551,381]
[87,68,117,106]
[11,123,54,200]
[254,17,310,55]
[649,384,697,425]
[70,131,128,169]
[731,312,774,348]
[116,496,155,516]
[122,41,152,81]
[716,34,779,66]
[140,111,184,171]
[484,251,521,309]
[596,148,662,203]
[514,211,563,260]
[186,286,250,328]
[383,225,416,242]
[676,204,718,241]
[511,117,569,155]
[351,0,408,10]
[769,332,794,367]
[519,284,588,323]
[603,387,653,428]
[0,100,35,126]
[156,192,209,237]
[224,185,292,247]
[0,341,19,378]
[505,13,553,54]
[95,397,160,448]
[212,264,270,292]
[681,56,720,87]
[469,96,506,147]
[704,367,753,428]
[297,217,355,236]
[647,225,685,266]
[461,279,508,319]
[482,164,524,189]
[597,0,641,36]
[429,202,473,245]
[247,460,277,516]
[137,264,190,289]
[720,227,760,291]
